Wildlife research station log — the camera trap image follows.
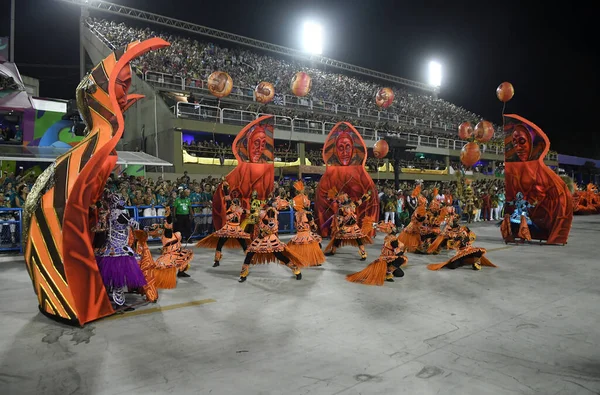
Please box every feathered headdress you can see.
[433,187,439,197]
[293,180,305,192]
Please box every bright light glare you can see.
[302,22,323,55]
[428,61,442,87]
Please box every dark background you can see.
[1,0,598,158]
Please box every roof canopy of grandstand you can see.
[0,145,173,166]
[0,61,33,111]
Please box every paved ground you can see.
[1,216,599,395]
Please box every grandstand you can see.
[78,7,555,183]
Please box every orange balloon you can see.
[460,142,481,167]
[255,81,275,103]
[458,121,474,140]
[496,82,514,103]
[474,120,494,143]
[375,87,394,109]
[207,71,233,98]
[291,72,312,97]
[373,139,389,158]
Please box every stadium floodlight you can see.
[428,61,442,87]
[302,22,323,55]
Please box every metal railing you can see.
[175,102,559,161]
[1,205,296,254]
[0,208,22,253]
[145,69,458,133]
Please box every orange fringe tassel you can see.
[398,232,421,252]
[196,234,244,249]
[154,267,178,289]
[480,255,497,267]
[500,215,513,242]
[286,242,325,266]
[324,236,371,252]
[346,258,387,286]
[518,216,532,241]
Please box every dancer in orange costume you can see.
[398,203,427,253]
[286,180,325,267]
[427,227,497,271]
[426,211,461,254]
[240,197,302,282]
[197,182,250,267]
[131,229,159,303]
[346,222,408,286]
[324,190,373,260]
[148,206,194,288]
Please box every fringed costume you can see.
[324,190,373,260]
[427,227,497,271]
[574,184,600,215]
[398,204,426,253]
[426,212,461,254]
[95,193,147,306]
[287,181,326,267]
[148,207,195,288]
[196,183,250,267]
[131,229,159,302]
[500,192,535,243]
[240,198,302,282]
[346,222,408,286]
[415,198,445,254]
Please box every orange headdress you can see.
[293,180,305,192]
[412,184,422,198]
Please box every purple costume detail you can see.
[95,194,146,290]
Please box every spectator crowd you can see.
[89,18,483,131]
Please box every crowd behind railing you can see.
[87,18,488,133]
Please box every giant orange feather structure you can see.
[22,38,169,326]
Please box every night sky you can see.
[2,0,598,158]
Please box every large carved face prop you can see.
[335,133,354,166]
[512,126,532,162]
[115,66,133,111]
[248,129,267,163]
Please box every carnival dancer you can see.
[346,222,408,285]
[286,181,325,267]
[415,193,444,253]
[426,211,461,254]
[324,189,373,260]
[131,229,159,302]
[240,196,303,282]
[427,226,496,271]
[148,206,194,288]
[95,193,147,306]
[500,192,535,243]
[197,182,250,267]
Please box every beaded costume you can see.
[286,181,325,267]
[196,183,250,267]
[324,190,373,260]
[240,197,303,282]
[427,227,497,271]
[95,193,147,306]
[346,222,408,286]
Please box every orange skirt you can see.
[427,247,496,270]
[286,234,325,267]
[250,245,304,266]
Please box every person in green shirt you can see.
[174,190,192,240]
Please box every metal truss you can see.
[57,0,434,92]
